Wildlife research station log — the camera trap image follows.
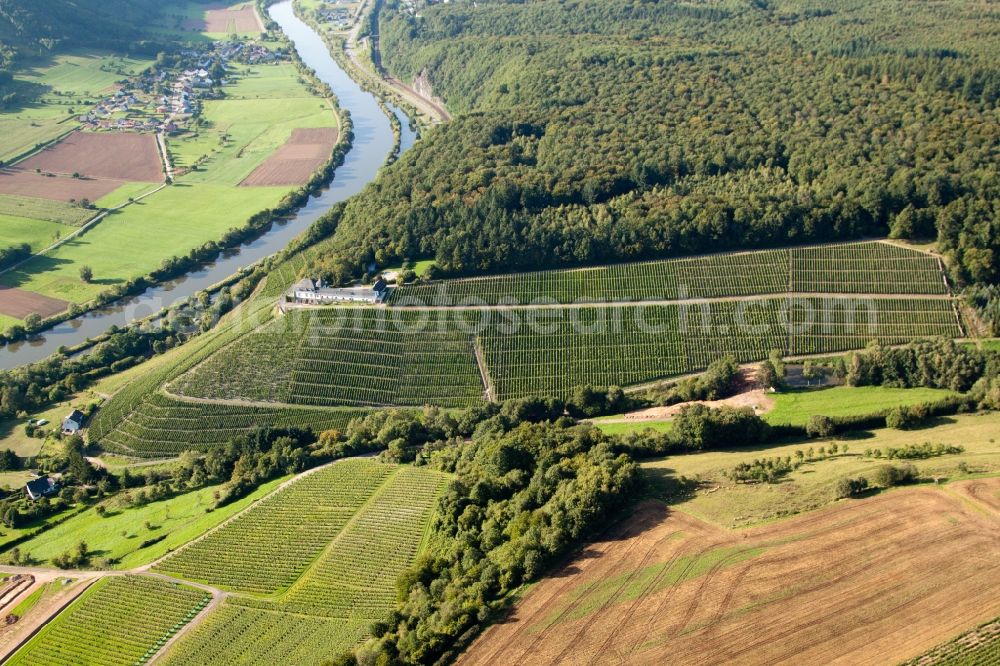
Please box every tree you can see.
[835,476,868,499]
[79,265,93,283]
[806,415,835,438]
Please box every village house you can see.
[25,476,59,501]
[61,409,85,435]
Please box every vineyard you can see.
[903,617,1000,666]
[94,392,366,458]
[154,459,397,594]
[172,308,486,408]
[90,240,962,448]
[6,576,207,666]
[156,460,448,663]
[273,465,448,618]
[169,297,960,406]
[161,604,370,665]
[480,298,960,399]
[389,241,948,306]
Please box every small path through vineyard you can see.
[377,291,954,312]
[460,479,1000,666]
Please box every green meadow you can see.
[168,64,336,185]
[593,385,959,435]
[10,475,288,569]
[642,411,1000,528]
[0,214,68,252]
[0,55,336,318]
[0,52,153,161]
[0,184,286,302]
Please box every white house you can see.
[61,409,85,435]
[291,278,389,304]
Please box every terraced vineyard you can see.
[6,576,207,666]
[389,241,948,306]
[162,604,369,665]
[480,298,960,399]
[95,392,366,457]
[154,459,397,594]
[92,240,961,444]
[172,309,486,408]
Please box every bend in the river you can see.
[0,0,416,369]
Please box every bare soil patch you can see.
[0,168,123,203]
[18,131,162,182]
[186,3,264,33]
[599,389,775,424]
[460,485,1000,666]
[240,127,338,187]
[0,287,69,319]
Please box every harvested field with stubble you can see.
[17,131,162,182]
[460,481,1000,666]
[0,168,124,202]
[240,127,338,187]
[0,287,68,319]
[187,3,263,34]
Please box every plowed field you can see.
[461,480,1000,665]
[0,287,69,319]
[17,132,162,182]
[240,127,337,187]
[0,169,124,203]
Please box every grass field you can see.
[763,386,958,426]
[0,195,94,226]
[0,52,153,162]
[0,48,335,322]
[7,475,288,569]
[167,64,336,186]
[0,214,68,252]
[0,184,285,303]
[460,485,1000,666]
[641,411,1000,527]
[6,575,208,666]
[591,385,960,436]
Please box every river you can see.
[0,0,416,369]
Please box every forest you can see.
[309,0,999,293]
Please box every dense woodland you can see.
[309,0,999,291]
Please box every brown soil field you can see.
[0,168,123,203]
[186,3,263,33]
[0,287,69,319]
[17,132,162,182]
[240,127,338,187]
[460,480,1000,666]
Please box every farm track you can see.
[460,483,1000,665]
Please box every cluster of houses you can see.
[78,40,286,135]
[290,276,390,304]
[315,1,354,30]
